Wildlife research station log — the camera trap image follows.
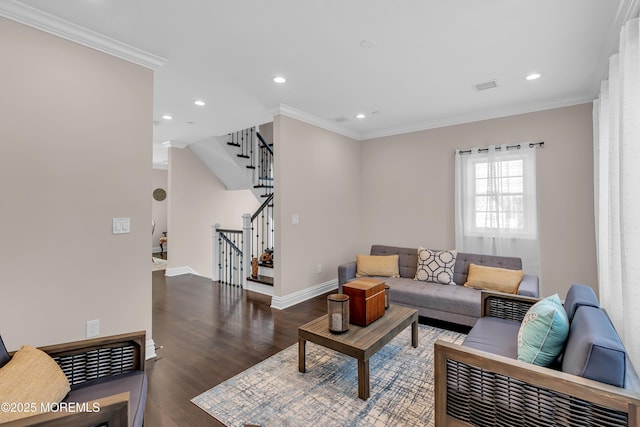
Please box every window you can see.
[458,148,537,239]
[455,144,540,276]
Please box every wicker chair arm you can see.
[37,331,146,387]
[434,340,640,427]
[480,290,539,321]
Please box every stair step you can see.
[258,262,273,269]
[246,165,256,169]
[237,154,250,159]
[227,142,241,147]
[247,275,273,286]
[261,193,273,198]
[258,176,274,181]
[254,184,274,189]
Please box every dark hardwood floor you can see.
[144,267,329,426]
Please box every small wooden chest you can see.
[343,278,386,326]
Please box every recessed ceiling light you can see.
[162,114,173,120]
[194,100,205,106]
[273,76,286,84]
[526,73,541,81]
[356,113,366,119]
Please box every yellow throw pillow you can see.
[356,254,400,278]
[0,345,70,422]
[463,263,524,294]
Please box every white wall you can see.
[0,18,153,350]
[167,146,259,277]
[359,103,596,298]
[274,115,361,299]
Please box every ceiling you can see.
[5,1,638,150]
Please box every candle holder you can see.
[327,294,350,333]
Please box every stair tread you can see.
[254,184,274,188]
[247,275,274,285]
[227,143,241,147]
[237,154,250,159]
[258,262,274,269]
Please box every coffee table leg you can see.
[298,338,306,373]
[412,319,418,348]
[357,358,370,400]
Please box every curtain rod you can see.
[457,141,544,155]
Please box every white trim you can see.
[164,266,206,278]
[268,104,362,141]
[164,141,189,149]
[362,96,594,140]
[268,98,594,142]
[0,0,167,70]
[270,279,338,310]
[145,338,157,360]
[246,281,274,296]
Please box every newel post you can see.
[242,213,252,289]
[212,223,220,282]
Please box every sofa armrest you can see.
[480,291,539,322]
[338,261,357,292]
[434,340,640,427]
[2,393,129,427]
[517,274,539,297]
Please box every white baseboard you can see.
[270,279,338,310]
[146,338,156,359]
[164,266,208,278]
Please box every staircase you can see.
[213,125,275,294]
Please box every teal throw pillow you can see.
[517,294,569,366]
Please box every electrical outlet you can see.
[86,319,100,338]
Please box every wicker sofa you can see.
[1,331,147,427]
[338,244,539,327]
[434,285,640,426]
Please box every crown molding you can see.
[361,96,595,140]
[267,96,594,143]
[0,0,167,70]
[268,104,364,141]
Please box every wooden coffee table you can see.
[298,304,418,400]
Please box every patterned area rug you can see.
[192,324,466,427]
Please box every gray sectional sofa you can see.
[434,285,640,426]
[338,244,539,327]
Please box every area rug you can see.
[192,324,465,427]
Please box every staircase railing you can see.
[227,128,255,169]
[216,228,243,287]
[215,125,275,289]
[255,132,273,197]
[250,193,274,263]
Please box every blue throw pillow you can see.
[517,294,569,366]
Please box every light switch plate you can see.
[291,214,299,225]
[112,217,130,234]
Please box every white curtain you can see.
[455,145,540,278]
[593,17,640,368]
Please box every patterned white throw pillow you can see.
[414,247,457,285]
